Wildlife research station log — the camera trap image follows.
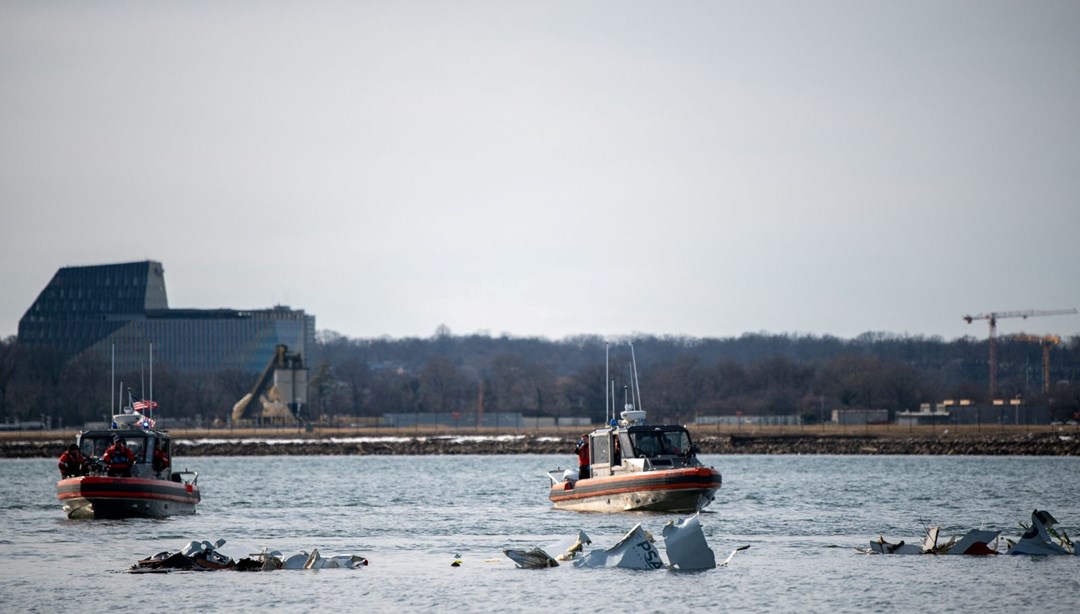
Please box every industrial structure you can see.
[896,399,1049,427]
[231,344,308,425]
[962,308,1076,399]
[1013,334,1062,396]
[18,260,315,374]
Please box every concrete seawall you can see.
[4,432,1078,458]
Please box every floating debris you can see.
[504,513,743,571]
[861,526,1000,556]
[128,539,368,573]
[1007,510,1075,555]
[574,524,664,570]
[504,530,591,569]
[662,514,716,570]
[719,545,751,567]
[859,509,1076,556]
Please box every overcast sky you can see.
[2,1,1078,343]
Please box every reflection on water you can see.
[2,454,1078,612]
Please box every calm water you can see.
[1,454,1078,613]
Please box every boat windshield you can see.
[630,429,691,458]
[125,436,148,462]
[82,437,110,459]
[80,434,150,463]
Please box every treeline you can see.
[3,330,1080,428]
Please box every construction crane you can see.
[1012,334,1062,396]
[963,308,1077,399]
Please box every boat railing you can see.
[547,468,575,486]
[174,470,199,486]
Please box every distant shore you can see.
[2,426,1078,458]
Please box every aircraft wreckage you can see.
[503,513,748,571]
[128,539,368,573]
[858,509,1076,556]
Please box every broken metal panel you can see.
[503,530,592,569]
[661,513,716,570]
[1009,509,1075,555]
[574,524,665,570]
[945,530,1000,555]
[503,548,559,569]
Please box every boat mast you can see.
[629,341,643,413]
[604,343,610,425]
[111,344,115,414]
[610,379,616,423]
[149,342,153,421]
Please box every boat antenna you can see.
[149,342,154,420]
[610,378,616,424]
[630,341,643,413]
[605,342,610,425]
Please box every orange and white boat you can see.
[548,344,721,513]
[56,412,200,519]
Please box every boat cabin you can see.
[587,423,699,477]
[76,421,174,479]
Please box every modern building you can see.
[18,260,315,374]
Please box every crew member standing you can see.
[575,434,590,480]
[103,436,135,477]
[152,441,170,477]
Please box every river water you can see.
[2,454,1077,613]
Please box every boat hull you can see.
[549,467,721,513]
[56,476,201,519]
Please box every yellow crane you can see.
[1012,334,1062,396]
[962,308,1076,399]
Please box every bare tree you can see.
[419,355,467,413]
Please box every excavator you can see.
[231,344,307,426]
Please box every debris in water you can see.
[858,509,1076,556]
[504,530,592,569]
[504,514,740,571]
[662,513,716,570]
[128,539,368,573]
[1007,510,1076,555]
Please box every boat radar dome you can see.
[621,409,646,425]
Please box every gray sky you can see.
[2,1,1079,342]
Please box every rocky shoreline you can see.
[3,432,1078,458]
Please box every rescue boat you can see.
[56,412,200,519]
[548,410,721,512]
[547,344,721,513]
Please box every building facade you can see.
[18,260,315,373]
